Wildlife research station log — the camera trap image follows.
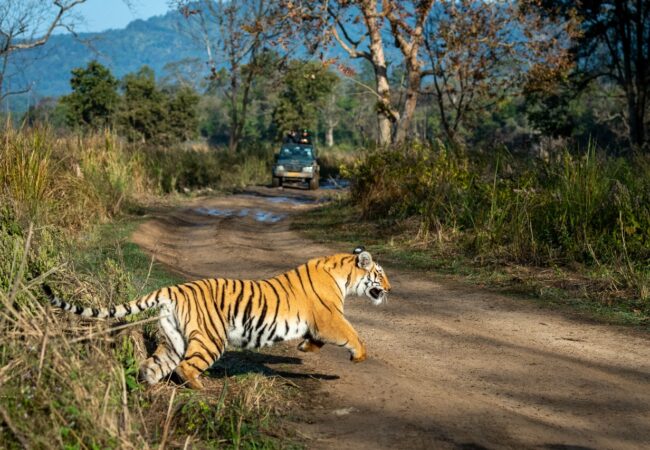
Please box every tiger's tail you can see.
[42,284,171,319]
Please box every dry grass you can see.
[0,125,300,449]
[0,124,149,230]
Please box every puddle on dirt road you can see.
[195,207,286,223]
[263,196,315,205]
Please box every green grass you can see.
[293,199,650,329]
[348,143,650,302]
[73,216,184,293]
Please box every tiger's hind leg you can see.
[140,342,182,385]
[175,332,225,390]
[139,309,185,385]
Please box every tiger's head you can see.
[351,246,391,305]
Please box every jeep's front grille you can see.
[285,164,303,172]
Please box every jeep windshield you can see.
[278,144,314,161]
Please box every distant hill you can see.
[6,9,207,103]
[4,6,389,113]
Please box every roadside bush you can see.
[350,143,650,298]
[146,143,273,193]
[318,146,357,180]
[350,142,478,236]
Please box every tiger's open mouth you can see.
[369,287,383,300]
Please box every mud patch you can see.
[195,207,286,223]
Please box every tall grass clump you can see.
[1,125,57,223]
[0,124,148,229]
[351,142,650,301]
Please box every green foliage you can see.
[117,66,200,145]
[351,143,650,300]
[166,85,200,142]
[118,66,169,143]
[146,144,272,193]
[173,375,289,449]
[272,60,338,137]
[60,61,120,129]
[351,143,474,228]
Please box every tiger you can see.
[43,247,391,389]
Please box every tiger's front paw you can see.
[350,346,367,363]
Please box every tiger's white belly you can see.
[226,317,309,349]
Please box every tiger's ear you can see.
[352,245,365,255]
[356,251,373,270]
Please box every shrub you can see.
[146,143,273,193]
[350,142,650,298]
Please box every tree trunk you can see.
[326,124,334,147]
[628,96,645,150]
[362,1,397,147]
[373,59,395,146]
[393,69,421,144]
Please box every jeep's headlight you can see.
[302,166,313,173]
[275,165,285,172]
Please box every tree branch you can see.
[8,0,87,51]
[330,24,371,61]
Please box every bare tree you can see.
[530,0,650,151]
[0,0,86,101]
[384,0,434,144]
[421,0,576,146]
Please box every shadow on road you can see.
[207,350,340,381]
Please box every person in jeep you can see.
[284,129,299,144]
[299,129,311,144]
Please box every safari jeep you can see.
[272,143,320,190]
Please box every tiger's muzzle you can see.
[368,287,388,305]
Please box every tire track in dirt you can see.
[132,187,650,450]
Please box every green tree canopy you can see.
[118,66,169,143]
[272,60,338,139]
[166,85,200,142]
[118,66,200,144]
[60,60,119,129]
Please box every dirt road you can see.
[132,187,650,450]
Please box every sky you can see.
[72,0,172,33]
